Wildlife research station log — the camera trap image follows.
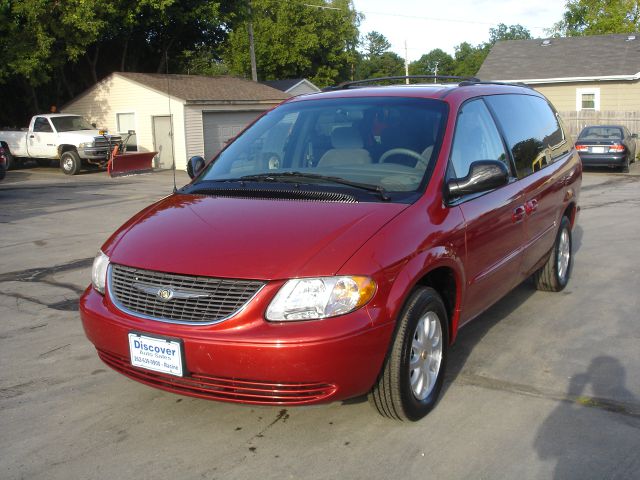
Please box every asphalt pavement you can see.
[1,163,639,479]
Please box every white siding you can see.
[63,74,188,169]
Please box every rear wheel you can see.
[533,216,572,292]
[5,150,18,170]
[621,154,630,173]
[60,150,81,175]
[369,287,448,421]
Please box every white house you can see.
[63,73,290,170]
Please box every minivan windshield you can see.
[50,116,94,132]
[195,97,448,201]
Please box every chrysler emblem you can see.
[157,288,174,302]
[133,282,210,301]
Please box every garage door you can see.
[203,111,263,160]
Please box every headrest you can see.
[331,126,363,149]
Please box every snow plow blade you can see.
[108,151,157,177]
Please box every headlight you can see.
[78,142,94,149]
[266,276,376,321]
[91,251,110,294]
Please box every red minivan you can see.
[80,79,581,420]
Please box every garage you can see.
[63,73,289,170]
[202,111,264,160]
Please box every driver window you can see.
[449,99,508,178]
[34,117,53,133]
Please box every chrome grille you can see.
[109,264,265,324]
[94,136,121,148]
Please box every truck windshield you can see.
[50,116,94,132]
[195,96,448,199]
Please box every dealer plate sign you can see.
[128,333,183,377]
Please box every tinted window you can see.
[578,126,623,140]
[197,97,448,198]
[50,116,94,132]
[486,95,568,178]
[33,117,52,133]
[448,99,508,179]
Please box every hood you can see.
[103,194,407,280]
[57,130,121,143]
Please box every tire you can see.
[369,287,449,421]
[622,155,630,173]
[5,150,17,170]
[60,150,81,175]
[533,216,572,292]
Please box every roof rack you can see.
[324,75,480,91]
[457,80,533,89]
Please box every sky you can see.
[351,0,568,61]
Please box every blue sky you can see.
[351,0,567,60]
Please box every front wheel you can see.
[60,150,81,175]
[533,215,572,291]
[369,287,449,421]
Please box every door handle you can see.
[512,205,526,223]
[30,135,35,138]
[525,199,538,214]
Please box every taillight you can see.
[609,144,625,153]
[575,145,589,152]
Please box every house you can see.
[62,73,290,170]
[262,78,320,96]
[476,33,640,136]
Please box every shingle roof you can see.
[262,79,305,91]
[477,33,640,82]
[116,73,290,103]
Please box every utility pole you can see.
[404,40,409,84]
[247,0,258,82]
[433,61,439,83]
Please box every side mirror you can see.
[187,155,206,179]
[91,123,97,128]
[631,133,638,139]
[446,160,509,199]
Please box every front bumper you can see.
[80,286,394,405]
[78,147,111,160]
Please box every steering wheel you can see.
[379,148,428,169]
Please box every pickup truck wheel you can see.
[60,151,81,175]
[369,287,448,421]
[533,216,572,292]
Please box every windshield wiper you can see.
[237,172,391,201]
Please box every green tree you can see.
[489,23,532,43]
[357,51,405,79]
[362,31,391,58]
[224,0,360,87]
[550,0,640,36]
[452,42,489,77]
[409,49,455,78]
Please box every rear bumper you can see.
[80,286,394,405]
[578,152,626,167]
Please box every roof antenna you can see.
[166,50,177,193]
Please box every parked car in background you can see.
[0,141,7,181]
[81,78,582,421]
[575,125,637,173]
[0,114,120,175]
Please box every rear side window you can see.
[33,117,53,133]
[485,95,568,178]
[448,99,509,179]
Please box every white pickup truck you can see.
[0,114,121,175]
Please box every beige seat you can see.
[317,126,372,167]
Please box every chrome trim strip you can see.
[106,264,265,326]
